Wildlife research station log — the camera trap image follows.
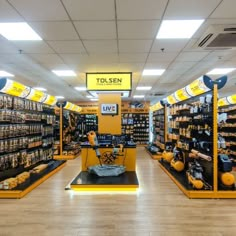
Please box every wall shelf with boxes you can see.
[146,103,167,159]
[0,78,66,198]
[53,102,82,160]
[121,113,149,145]
[152,76,236,198]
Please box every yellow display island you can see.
[70,143,139,191]
[69,76,139,191]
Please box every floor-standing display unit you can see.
[121,113,149,145]
[70,73,138,191]
[0,78,66,198]
[155,75,236,198]
[147,102,167,159]
[54,102,82,160]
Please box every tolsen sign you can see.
[86,73,132,91]
[101,104,118,115]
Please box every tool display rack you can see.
[218,104,236,166]
[0,94,65,198]
[54,104,81,160]
[77,114,98,142]
[147,106,168,159]
[159,85,236,198]
[121,113,149,145]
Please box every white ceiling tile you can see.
[62,0,115,20]
[0,39,18,53]
[147,52,178,62]
[176,51,209,62]
[28,54,64,65]
[47,41,86,54]
[119,53,148,63]
[0,0,23,21]
[164,0,221,19]
[29,22,79,40]
[138,77,158,85]
[59,54,90,65]
[119,40,152,53]
[12,41,54,53]
[169,61,196,70]
[118,63,145,72]
[74,21,116,40]
[116,0,168,20]
[144,62,170,69]
[118,20,160,39]
[151,39,189,52]
[9,0,69,21]
[210,0,236,18]
[83,40,117,53]
[89,54,119,63]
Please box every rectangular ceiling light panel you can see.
[0,22,42,40]
[157,20,204,39]
[0,70,14,77]
[52,70,76,76]
[142,69,165,76]
[207,68,236,75]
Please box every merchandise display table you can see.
[70,144,139,191]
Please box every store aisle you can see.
[0,147,236,236]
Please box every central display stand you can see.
[69,144,139,191]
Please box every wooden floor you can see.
[0,147,236,236]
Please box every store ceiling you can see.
[0,0,235,103]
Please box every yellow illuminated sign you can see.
[186,77,210,97]
[167,94,178,105]
[0,78,30,98]
[26,89,47,102]
[150,101,163,111]
[227,94,236,104]
[218,94,236,107]
[86,73,132,91]
[44,95,57,106]
[174,87,190,102]
[63,102,82,113]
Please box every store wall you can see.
[98,94,121,134]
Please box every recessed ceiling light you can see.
[90,98,98,101]
[142,69,165,76]
[55,96,64,99]
[133,95,145,98]
[75,87,86,91]
[206,68,236,75]
[156,20,204,39]
[33,87,47,91]
[136,86,152,90]
[0,70,14,77]
[52,70,76,76]
[86,95,93,98]
[0,22,42,40]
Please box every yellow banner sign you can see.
[43,95,57,106]
[167,94,178,105]
[150,101,163,111]
[26,89,47,102]
[174,87,190,102]
[86,73,132,91]
[227,94,236,104]
[218,97,229,107]
[0,78,30,98]
[63,102,82,113]
[186,77,210,97]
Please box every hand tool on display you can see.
[189,149,212,161]
[87,131,102,166]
